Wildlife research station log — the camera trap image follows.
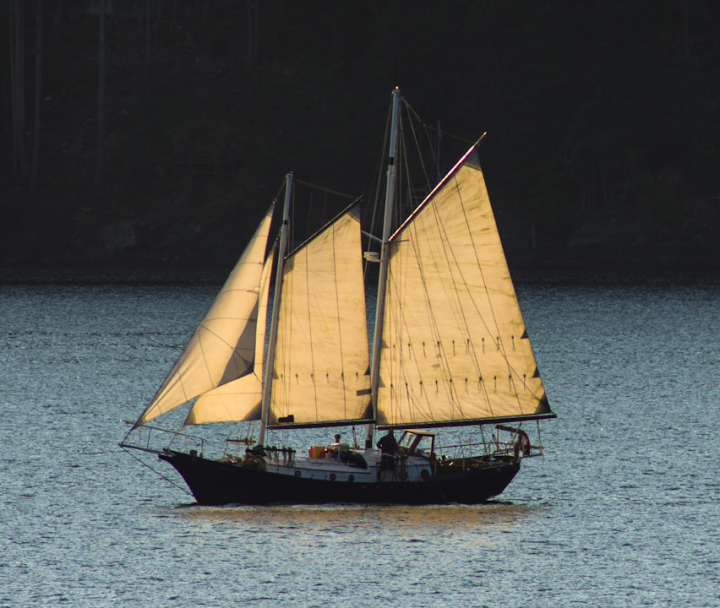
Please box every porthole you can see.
[329,473,336,481]
[294,470,302,478]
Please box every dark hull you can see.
[159,450,521,505]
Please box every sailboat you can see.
[121,88,555,505]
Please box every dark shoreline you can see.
[3,250,720,285]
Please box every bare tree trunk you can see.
[246,0,258,71]
[95,0,106,187]
[9,1,17,174]
[31,0,43,191]
[52,0,64,28]
[10,0,28,179]
[145,0,151,75]
[682,0,690,60]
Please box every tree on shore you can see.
[9,0,27,180]
[94,0,107,187]
[30,0,43,191]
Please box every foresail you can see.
[183,250,274,425]
[182,373,263,425]
[268,205,372,428]
[133,206,274,428]
[376,150,552,428]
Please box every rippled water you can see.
[1,271,719,607]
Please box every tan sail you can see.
[376,152,550,428]
[133,207,274,427]
[268,206,372,427]
[183,250,275,425]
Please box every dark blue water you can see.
[1,271,719,607]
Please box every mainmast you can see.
[258,172,293,446]
[366,87,401,448]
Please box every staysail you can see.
[182,249,275,425]
[376,147,552,428]
[133,206,275,428]
[268,205,372,428]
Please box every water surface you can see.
[1,271,719,607]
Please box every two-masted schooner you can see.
[121,88,555,505]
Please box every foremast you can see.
[258,172,293,446]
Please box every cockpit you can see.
[396,430,436,459]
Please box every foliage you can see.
[1,0,719,266]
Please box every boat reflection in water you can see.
[176,502,539,537]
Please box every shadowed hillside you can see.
[2,0,719,270]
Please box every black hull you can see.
[159,450,521,506]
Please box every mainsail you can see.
[133,206,274,428]
[376,147,551,428]
[268,205,372,428]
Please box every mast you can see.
[366,87,401,448]
[258,172,293,446]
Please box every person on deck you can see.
[377,430,398,471]
[328,433,345,460]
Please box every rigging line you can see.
[330,222,345,417]
[396,121,411,223]
[422,178,486,371]
[410,175,503,419]
[455,188,504,345]
[402,98,476,145]
[405,107,435,193]
[421,170,499,362]
[295,179,358,200]
[305,226,322,420]
[387,219,455,424]
[194,319,256,354]
[396,149,456,423]
[278,251,294,418]
[406,103,450,192]
[402,174,480,418]
[331,219,349,418]
[384,260,439,424]
[405,215,472,422]
[364,98,393,282]
[399,133,413,211]
[301,229,320,421]
[445,171,539,411]
[219,381,236,423]
[169,226,272,407]
[383,190,434,425]
[430,182,511,418]
[139,280,237,423]
[253,257,273,399]
[121,447,192,496]
[277,186,300,420]
[392,118,406,229]
[195,324,229,394]
[449,196,537,413]
[535,419,545,456]
[399,117,434,219]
